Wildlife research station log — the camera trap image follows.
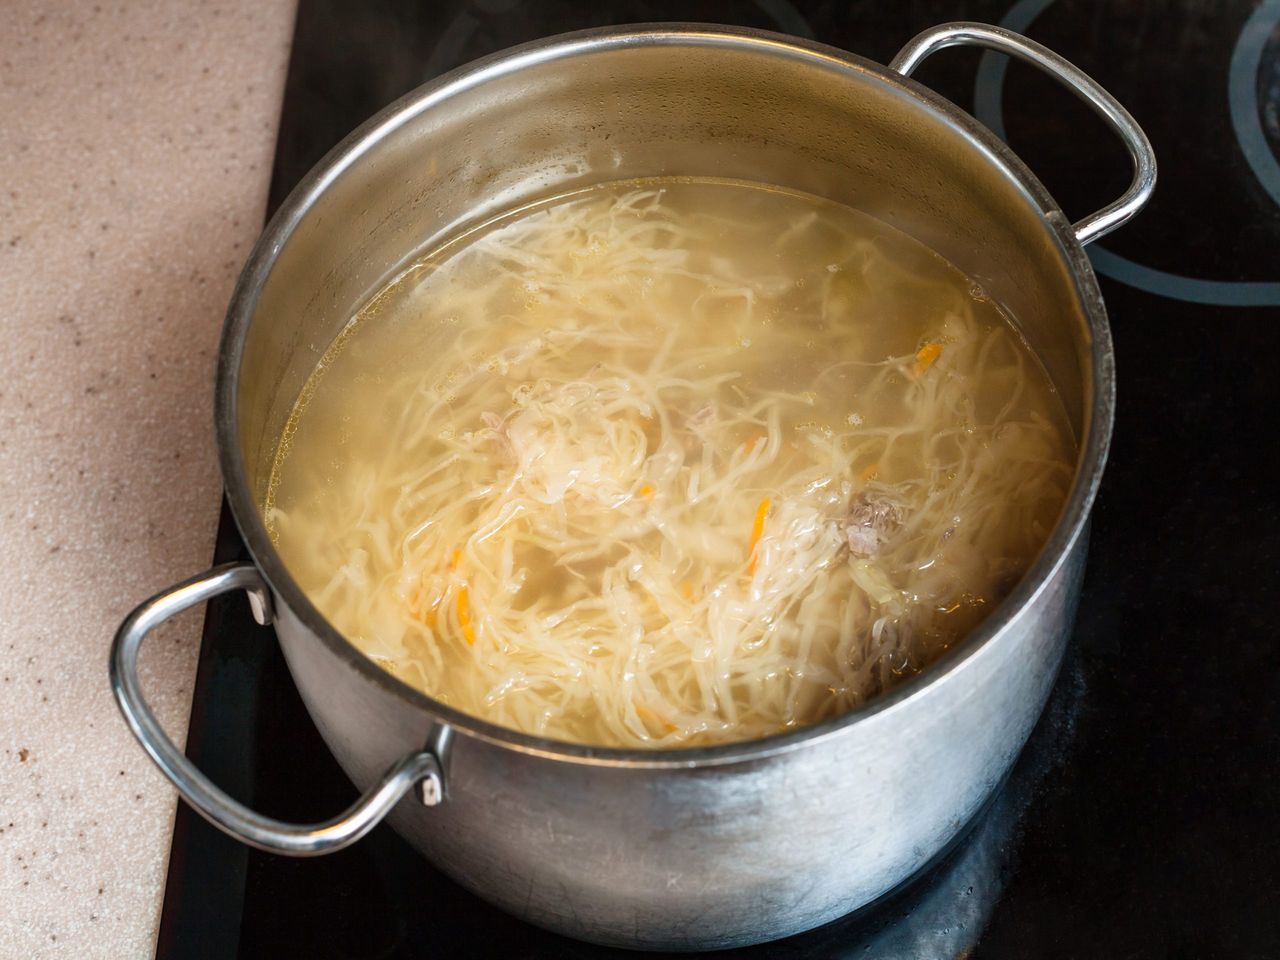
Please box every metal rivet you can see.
[418,773,443,807]
[247,587,274,626]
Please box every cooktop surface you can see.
[157,2,1280,958]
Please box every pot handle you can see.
[889,21,1156,246]
[109,562,445,857]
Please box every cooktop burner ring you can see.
[977,0,1280,306]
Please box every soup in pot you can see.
[266,178,1074,748]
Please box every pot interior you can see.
[222,29,1103,742]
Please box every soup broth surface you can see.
[268,178,1074,748]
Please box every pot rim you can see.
[215,23,1114,769]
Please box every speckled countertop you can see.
[0,2,295,955]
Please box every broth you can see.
[267,178,1074,748]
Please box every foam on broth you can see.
[266,178,1074,748]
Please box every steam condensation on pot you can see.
[265,178,1074,748]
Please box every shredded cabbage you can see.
[267,179,1073,747]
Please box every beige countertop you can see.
[0,1,296,955]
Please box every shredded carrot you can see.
[449,548,462,571]
[457,585,475,645]
[636,702,677,733]
[738,432,767,457]
[408,582,434,625]
[679,579,695,601]
[409,594,440,628]
[911,342,943,378]
[747,496,772,575]
[860,461,879,483]
[638,483,655,499]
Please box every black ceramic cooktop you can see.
[157,2,1280,957]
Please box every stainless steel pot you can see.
[111,22,1153,951]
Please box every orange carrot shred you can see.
[911,343,943,378]
[449,549,462,571]
[636,702,677,733]
[457,585,475,645]
[860,462,879,483]
[739,432,767,457]
[638,483,655,499]
[747,496,772,575]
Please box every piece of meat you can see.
[845,490,904,558]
